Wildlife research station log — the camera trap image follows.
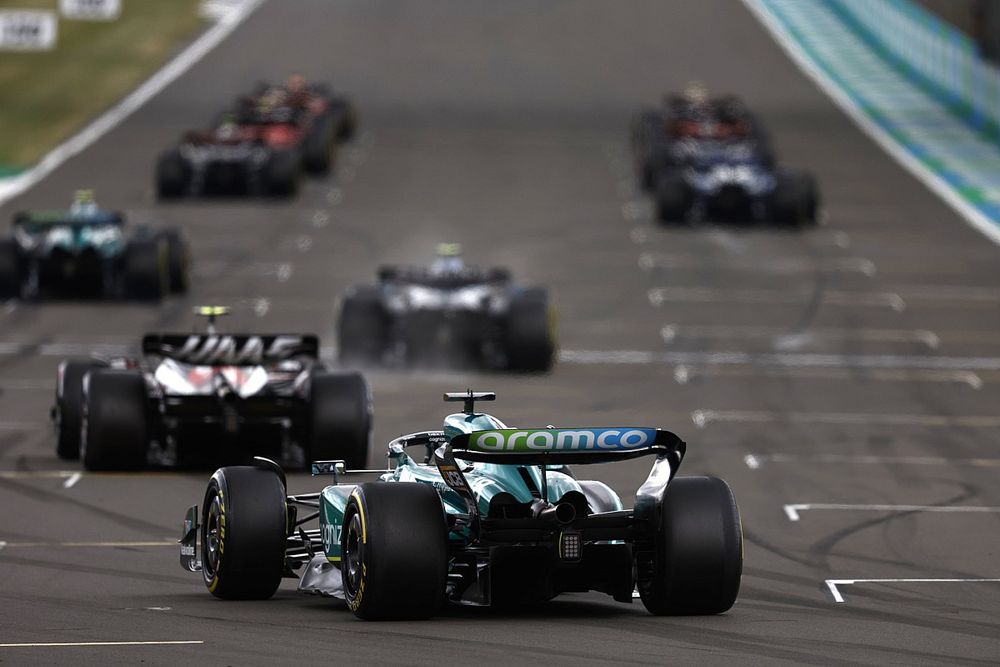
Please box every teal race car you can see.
[180,391,743,619]
[0,191,188,300]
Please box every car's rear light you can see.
[558,530,582,562]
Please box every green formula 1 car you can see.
[180,391,742,619]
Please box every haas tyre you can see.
[341,482,448,620]
[504,288,555,372]
[81,370,148,471]
[55,359,108,460]
[307,370,370,469]
[637,476,743,615]
[201,466,287,600]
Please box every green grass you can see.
[0,0,206,171]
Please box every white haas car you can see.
[52,307,371,471]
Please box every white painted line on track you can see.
[741,0,1000,247]
[660,324,938,350]
[0,0,267,206]
[783,503,1000,522]
[648,287,906,311]
[62,472,82,489]
[558,349,1000,372]
[0,540,176,548]
[0,640,203,648]
[639,253,877,276]
[310,210,330,228]
[693,409,1000,429]
[0,422,48,431]
[0,471,76,479]
[676,365,980,388]
[746,453,1000,469]
[824,578,1000,603]
[0,379,52,390]
[629,227,652,244]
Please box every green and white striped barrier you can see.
[745,0,1000,244]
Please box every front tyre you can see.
[341,482,448,620]
[638,476,742,615]
[201,466,288,600]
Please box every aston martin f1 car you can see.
[0,191,188,300]
[631,89,818,226]
[337,245,555,371]
[179,391,743,620]
[53,307,371,471]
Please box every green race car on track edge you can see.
[180,390,743,619]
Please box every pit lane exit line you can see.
[824,579,1000,603]
[783,504,1000,522]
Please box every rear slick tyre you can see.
[638,476,742,615]
[341,482,447,620]
[81,370,148,471]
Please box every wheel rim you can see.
[204,495,223,578]
[342,512,364,597]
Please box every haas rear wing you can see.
[142,334,319,364]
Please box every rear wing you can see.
[142,334,319,364]
[448,427,684,466]
[435,427,687,531]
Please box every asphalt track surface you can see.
[2,1,1000,664]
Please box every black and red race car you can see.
[155,77,357,198]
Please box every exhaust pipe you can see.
[533,500,576,525]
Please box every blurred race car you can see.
[156,76,357,198]
[337,245,555,371]
[0,190,187,300]
[52,307,371,471]
[156,111,306,198]
[237,75,358,167]
[178,390,743,620]
[631,84,818,225]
